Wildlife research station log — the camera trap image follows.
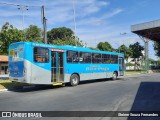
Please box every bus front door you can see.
[119,57,125,76]
[51,52,64,83]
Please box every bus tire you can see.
[70,74,79,86]
[112,72,117,80]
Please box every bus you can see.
[9,42,125,86]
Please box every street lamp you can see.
[120,32,127,45]
[115,42,120,52]
[17,5,29,40]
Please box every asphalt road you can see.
[1,73,160,120]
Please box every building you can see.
[0,55,8,75]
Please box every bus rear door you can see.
[51,49,64,83]
[119,57,125,76]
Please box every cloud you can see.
[75,0,109,17]
[98,1,110,6]
[102,8,124,19]
[0,0,111,27]
[76,8,124,26]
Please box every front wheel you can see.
[112,72,118,80]
[70,74,79,86]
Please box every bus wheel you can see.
[70,74,79,86]
[112,72,117,80]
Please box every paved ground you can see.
[0,73,160,120]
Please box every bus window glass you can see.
[102,54,110,64]
[79,52,91,63]
[92,53,101,63]
[111,55,118,64]
[67,51,79,63]
[34,47,49,63]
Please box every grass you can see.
[0,80,29,90]
[125,70,146,75]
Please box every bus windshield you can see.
[9,43,24,62]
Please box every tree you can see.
[89,47,99,50]
[47,27,83,46]
[0,22,23,55]
[129,42,144,70]
[97,42,113,51]
[129,42,144,58]
[25,25,42,42]
[47,27,74,43]
[153,42,160,57]
[117,44,132,62]
[52,37,83,46]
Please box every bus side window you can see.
[67,50,79,63]
[102,54,110,64]
[92,53,101,63]
[34,47,49,63]
[111,55,118,64]
[79,52,91,63]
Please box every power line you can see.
[0,2,18,7]
[0,2,47,43]
[0,2,41,8]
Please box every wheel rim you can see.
[113,73,117,79]
[72,77,78,84]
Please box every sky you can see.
[0,0,160,60]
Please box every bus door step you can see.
[53,82,64,86]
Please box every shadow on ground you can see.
[128,82,160,120]
[8,78,124,92]
[79,78,123,85]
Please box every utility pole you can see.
[72,0,77,46]
[0,2,45,42]
[42,5,47,44]
[17,5,28,41]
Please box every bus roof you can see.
[10,42,124,56]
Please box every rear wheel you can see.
[112,72,118,80]
[70,74,79,86]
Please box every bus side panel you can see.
[64,63,119,82]
[24,59,31,83]
[30,62,51,84]
[25,43,51,84]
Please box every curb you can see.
[0,86,26,93]
[0,85,52,93]
[0,89,8,92]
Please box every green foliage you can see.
[157,59,160,65]
[0,22,23,55]
[0,23,43,54]
[148,58,155,62]
[89,47,99,50]
[126,62,135,66]
[129,42,144,59]
[97,41,113,51]
[118,44,132,60]
[153,41,160,57]
[25,25,42,42]
[47,27,83,46]
[52,37,83,46]
[47,27,74,43]
[129,42,144,70]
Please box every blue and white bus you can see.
[9,42,125,86]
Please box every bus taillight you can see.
[24,68,27,73]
